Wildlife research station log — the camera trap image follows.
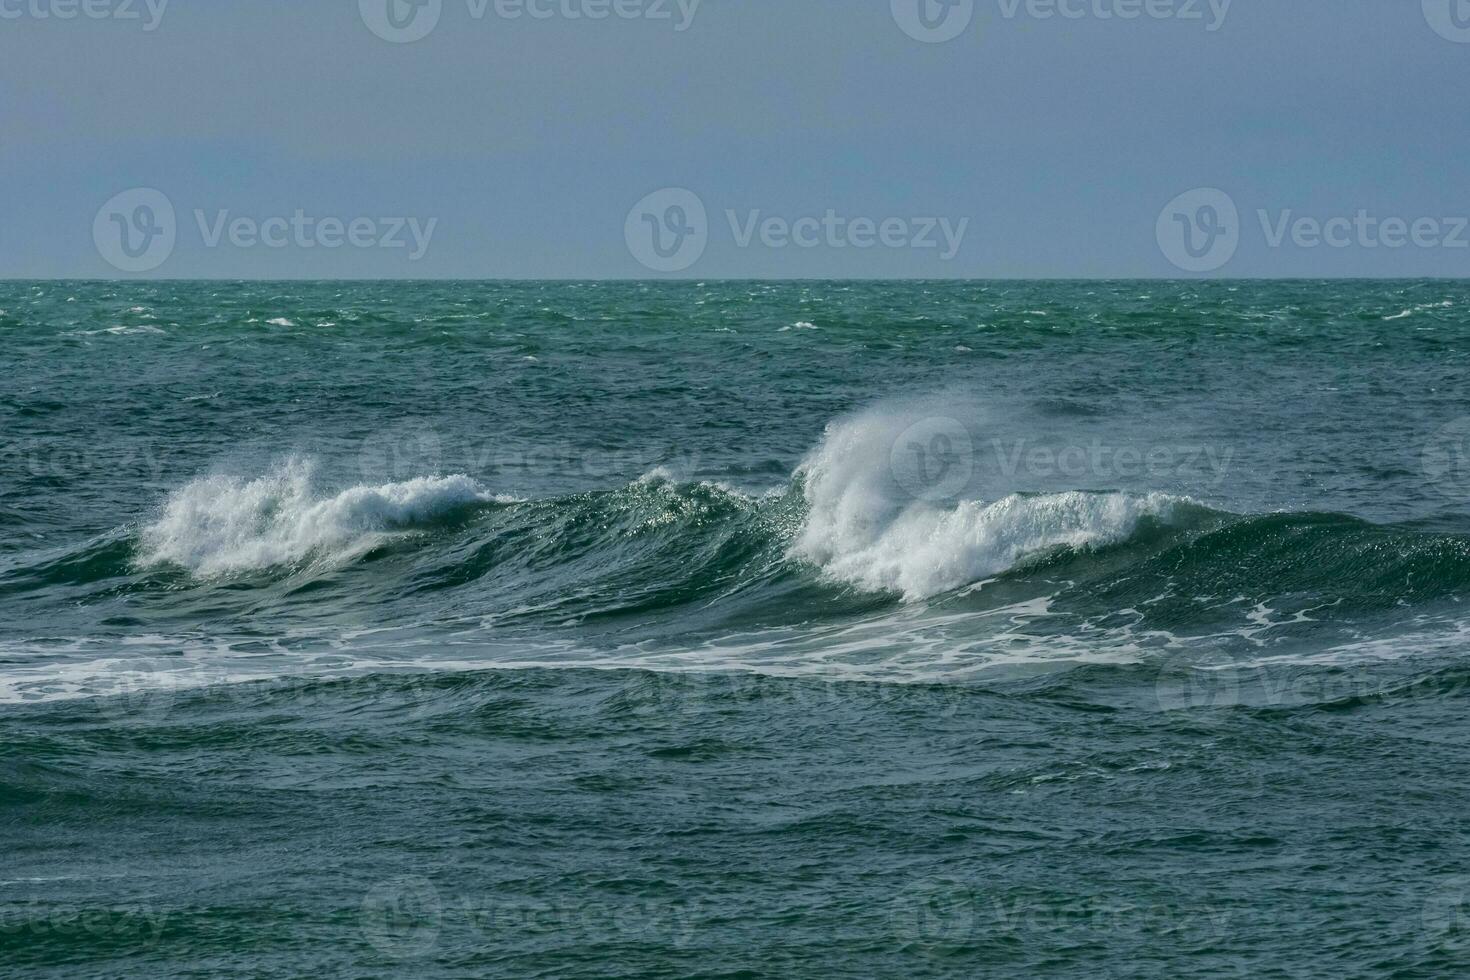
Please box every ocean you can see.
[5,279,1470,977]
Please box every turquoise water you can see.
[5,280,1470,976]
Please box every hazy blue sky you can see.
[3,0,1468,278]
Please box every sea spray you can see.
[788,405,1193,600]
[137,457,511,576]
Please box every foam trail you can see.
[790,405,1190,600]
[139,458,511,576]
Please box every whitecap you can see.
[66,325,166,337]
[138,458,515,577]
[788,404,1191,600]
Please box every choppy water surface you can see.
[6,280,1470,977]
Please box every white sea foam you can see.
[138,458,511,576]
[7,605,1468,706]
[67,324,167,337]
[789,405,1189,600]
[634,466,773,501]
[1384,300,1453,320]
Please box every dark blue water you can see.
[5,280,1470,977]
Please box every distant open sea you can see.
[5,279,1470,977]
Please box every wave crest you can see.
[138,458,509,576]
[790,406,1194,600]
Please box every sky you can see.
[2,0,1469,278]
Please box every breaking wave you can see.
[790,405,1199,599]
[4,401,1470,704]
[137,458,514,576]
